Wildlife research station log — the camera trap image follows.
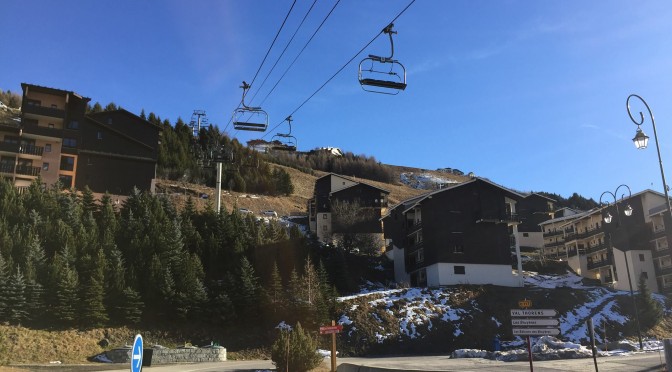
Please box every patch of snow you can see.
[399,172,460,190]
[276,321,292,331]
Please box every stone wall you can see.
[104,346,226,365]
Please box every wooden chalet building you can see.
[382,178,525,287]
[0,83,161,195]
[308,173,390,246]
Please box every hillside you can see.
[154,163,449,217]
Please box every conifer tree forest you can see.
[0,178,348,331]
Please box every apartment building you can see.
[382,178,524,287]
[539,190,669,293]
[308,173,389,245]
[0,83,161,194]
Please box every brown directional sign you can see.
[320,325,343,334]
[512,328,560,336]
[512,318,559,326]
[510,309,558,317]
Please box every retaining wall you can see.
[104,347,226,364]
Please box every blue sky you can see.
[2,0,672,202]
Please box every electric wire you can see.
[259,0,341,108]
[223,0,297,133]
[261,0,416,139]
[248,0,320,105]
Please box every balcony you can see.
[0,163,15,174]
[19,144,44,157]
[587,256,612,270]
[652,246,671,259]
[655,266,672,277]
[543,229,564,238]
[564,230,577,241]
[21,122,63,139]
[15,165,40,177]
[405,220,422,235]
[567,247,578,257]
[577,226,604,240]
[545,240,565,248]
[652,225,666,238]
[22,103,66,119]
[0,142,20,154]
[584,243,609,255]
[475,212,520,224]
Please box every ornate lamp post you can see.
[599,184,642,351]
[627,94,672,216]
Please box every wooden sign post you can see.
[320,321,343,372]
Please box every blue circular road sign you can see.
[131,334,143,372]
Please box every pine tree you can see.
[271,322,322,372]
[269,262,284,309]
[234,257,261,320]
[5,267,28,325]
[118,287,144,325]
[636,275,663,329]
[53,263,79,325]
[24,279,45,326]
[0,254,8,321]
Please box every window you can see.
[322,225,328,231]
[454,245,464,254]
[42,163,49,171]
[323,214,327,219]
[59,175,73,188]
[416,249,424,263]
[639,254,645,262]
[107,117,113,125]
[60,156,75,171]
[63,138,77,147]
[641,272,648,280]
[523,233,529,237]
[50,104,57,108]
[45,144,51,152]
[97,131,103,140]
[67,120,79,129]
[48,123,54,129]
[454,265,466,275]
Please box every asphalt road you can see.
[12,351,667,372]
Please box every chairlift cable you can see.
[224,0,297,134]
[259,0,342,108]
[249,0,297,89]
[260,0,416,139]
[248,0,321,105]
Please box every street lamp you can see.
[599,184,643,351]
[627,94,672,217]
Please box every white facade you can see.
[426,263,520,287]
[392,244,410,285]
[517,231,544,249]
[613,248,659,292]
[315,212,332,242]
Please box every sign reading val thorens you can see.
[510,309,558,317]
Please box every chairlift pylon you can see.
[358,23,407,95]
[271,116,298,152]
[233,81,269,131]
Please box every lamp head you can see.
[604,212,613,224]
[633,127,649,149]
[624,204,633,217]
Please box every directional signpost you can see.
[320,321,343,372]
[511,299,560,372]
[131,334,143,372]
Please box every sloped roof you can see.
[384,177,525,216]
[318,173,390,194]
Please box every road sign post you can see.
[511,300,561,372]
[320,321,343,372]
[131,334,143,372]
